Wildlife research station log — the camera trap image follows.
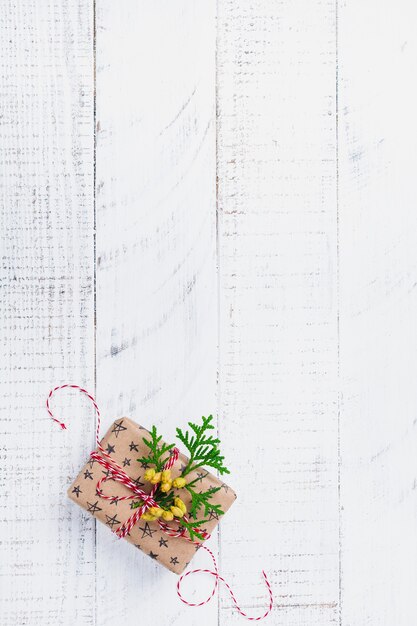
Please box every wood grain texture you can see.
[338,2,417,625]
[216,1,339,624]
[2,1,417,624]
[0,1,94,625]
[95,2,217,625]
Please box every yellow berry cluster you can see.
[141,468,187,522]
[144,467,187,492]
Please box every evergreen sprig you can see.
[186,485,223,519]
[176,415,230,477]
[137,425,175,472]
[178,517,209,542]
[133,415,230,538]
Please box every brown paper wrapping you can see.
[67,418,236,574]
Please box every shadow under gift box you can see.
[67,417,236,574]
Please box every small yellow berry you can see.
[170,505,185,518]
[161,469,171,482]
[160,480,172,493]
[141,512,157,521]
[147,507,163,518]
[144,468,156,481]
[161,509,174,521]
[174,497,187,514]
[150,472,162,484]
[173,477,186,489]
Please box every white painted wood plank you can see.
[95,2,217,624]
[216,2,339,624]
[0,2,94,625]
[339,2,417,625]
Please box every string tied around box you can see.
[47,383,274,621]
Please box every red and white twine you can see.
[47,384,274,621]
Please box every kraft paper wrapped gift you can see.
[68,417,236,574]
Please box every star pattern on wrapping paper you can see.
[72,485,82,498]
[139,522,157,538]
[196,472,207,482]
[84,469,93,480]
[158,537,168,548]
[208,509,219,521]
[112,420,127,438]
[221,482,230,493]
[122,458,131,467]
[105,513,121,529]
[195,543,202,551]
[102,469,112,478]
[87,458,97,469]
[87,501,102,515]
[109,497,119,506]
[106,443,116,455]
[129,441,139,452]
[132,476,144,488]
[149,551,158,560]
[140,460,150,469]
[170,556,179,566]
[180,464,187,474]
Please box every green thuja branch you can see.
[176,415,230,477]
[135,416,230,533]
[186,485,223,519]
[137,425,175,472]
[178,517,209,542]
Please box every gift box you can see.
[68,417,236,574]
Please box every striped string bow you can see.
[47,384,274,621]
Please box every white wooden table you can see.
[1,1,417,625]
